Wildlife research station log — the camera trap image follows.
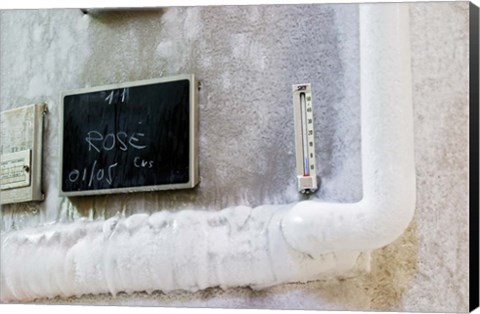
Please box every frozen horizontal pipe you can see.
[0,3,415,302]
[0,208,369,301]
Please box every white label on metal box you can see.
[0,150,31,190]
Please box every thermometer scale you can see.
[293,83,318,193]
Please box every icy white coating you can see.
[0,4,415,303]
[1,206,368,301]
[282,3,415,255]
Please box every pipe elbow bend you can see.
[281,187,416,256]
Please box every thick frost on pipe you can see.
[0,3,414,303]
[0,206,367,302]
[282,3,415,256]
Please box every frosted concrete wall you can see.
[1,4,361,227]
[0,2,469,312]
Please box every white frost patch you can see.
[184,7,202,40]
[33,26,43,42]
[156,41,176,57]
[155,40,189,74]
[230,33,266,70]
[0,205,364,302]
[26,75,52,99]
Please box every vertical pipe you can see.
[282,3,415,255]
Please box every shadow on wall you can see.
[80,9,165,26]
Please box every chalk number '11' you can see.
[105,88,129,104]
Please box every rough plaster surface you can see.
[0,2,470,312]
[401,3,470,312]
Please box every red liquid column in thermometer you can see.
[293,84,318,193]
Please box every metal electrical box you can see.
[0,104,46,205]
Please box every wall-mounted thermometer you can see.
[293,83,318,194]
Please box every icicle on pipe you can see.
[0,3,415,302]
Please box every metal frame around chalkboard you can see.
[59,74,199,196]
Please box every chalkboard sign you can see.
[60,74,198,196]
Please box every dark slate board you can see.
[60,76,196,195]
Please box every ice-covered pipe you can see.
[282,3,415,256]
[0,3,415,303]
